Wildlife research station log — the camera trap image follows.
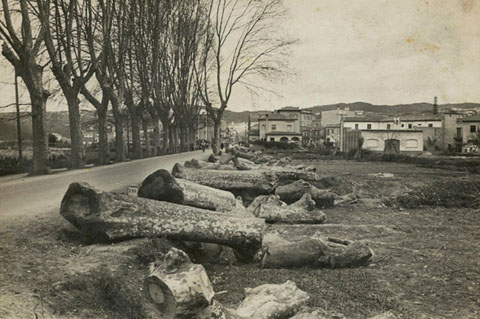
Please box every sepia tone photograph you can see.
[0,0,479,318]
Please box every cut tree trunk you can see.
[60,182,266,259]
[184,159,237,170]
[144,248,215,319]
[138,169,236,212]
[172,164,278,199]
[275,179,335,208]
[253,193,326,224]
[196,301,239,319]
[259,229,373,268]
[235,281,309,319]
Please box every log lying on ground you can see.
[60,182,266,260]
[172,164,278,197]
[275,179,335,208]
[253,194,326,224]
[138,169,236,212]
[195,301,240,319]
[184,159,237,170]
[259,229,373,268]
[247,195,285,213]
[235,281,310,319]
[144,248,215,319]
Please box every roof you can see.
[344,116,393,123]
[460,115,480,122]
[258,113,296,121]
[266,131,303,136]
[401,115,442,121]
[277,106,300,112]
[361,129,423,133]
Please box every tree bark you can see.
[172,164,278,198]
[65,93,85,169]
[60,182,266,259]
[235,281,310,319]
[144,248,215,319]
[110,96,126,162]
[212,118,221,154]
[275,179,335,208]
[97,107,109,165]
[142,113,151,157]
[138,169,237,212]
[151,114,161,156]
[259,228,373,268]
[29,87,50,174]
[253,193,326,224]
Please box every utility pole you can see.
[14,72,23,161]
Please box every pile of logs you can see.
[59,147,378,318]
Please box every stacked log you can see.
[60,182,266,260]
[172,164,278,198]
[275,179,336,208]
[138,169,236,212]
[253,193,326,224]
[144,248,215,318]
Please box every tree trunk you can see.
[144,248,215,319]
[212,119,221,154]
[60,182,266,259]
[129,110,143,159]
[151,114,161,156]
[110,96,126,162]
[253,193,326,224]
[65,93,85,169]
[275,179,335,208]
[29,88,50,174]
[97,106,109,165]
[172,164,278,198]
[142,114,151,157]
[138,169,237,212]
[259,228,373,268]
[235,281,309,319]
[169,124,176,154]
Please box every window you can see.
[387,124,391,130]
[456,128,462,137]
[270,137,275,142]
[428,124,433,127]
[355,124,359,130]
[401,124,405,128]
[470,125,477,133]
[271,124,276,131]
[408,124,412,129]
[418,123,422,126]
[367,124,372,130]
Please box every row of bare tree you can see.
[1,0,292,174]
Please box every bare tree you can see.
[37,0,95,169]
[199,0,293,153]
[0,0,50,174]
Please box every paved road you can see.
[0,151,206,221]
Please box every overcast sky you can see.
[1,0,479,113]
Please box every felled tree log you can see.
[259,229,373,268]
[172,164,278,197]
[184,159,237,170]
[247,195,285,213]
[275,179,335,208]
[144,248,215,318]
[228,148,257,161]
[195,301,240,319]
[253,194,326,224]
[235,281,310,319]
[60,182,266,259]
[138,169,236,212]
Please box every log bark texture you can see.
[138,169,236,212]
[144,248,215,318]
[60,182,266,259]
[260,229,373,268]
[235,281,310,319]
[275,179,335,208]
[172,164,278,197]
[253,194,326,224]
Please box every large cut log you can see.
[275,179,335,208]
[228,148,257,161]
[60,182,266,259]
[235,281,309,319]
[259,229,373,268]
[172,164,278,197]
[144,248,215,318]
[247,195,285,213]
[253,193,326,224]
[196,301,240,319]
[184,159,237,170]
[138,169,236,212]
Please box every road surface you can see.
[0,150,207,221]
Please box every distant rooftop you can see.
[258,113,295,121]
[460,114,480,122]
[277,106,300,112]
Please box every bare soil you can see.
[1,160,479,318]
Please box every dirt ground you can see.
[1,160,479,318]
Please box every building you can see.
[456,115,480,152]
[321,107,357,127]
[361,130,424,153]
[258,112,302,143]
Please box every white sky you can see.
[1,0,479,113]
